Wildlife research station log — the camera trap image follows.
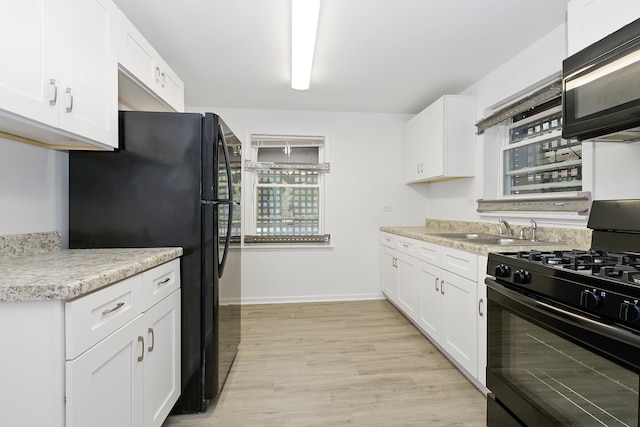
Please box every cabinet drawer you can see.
[396,238,416,255]
[417,241,440,265]
[381,232,397,247]
[441,246,478,282]
[65,275,143,360]
[142,259,181,311]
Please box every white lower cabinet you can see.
[417,259,442,339]
[477,255,488,387]
[380,234,418,320]
[66,289,180,427]
[66,259,181,427]
[381,232,486,389]
[440,269,477,377]
[380,243,399,301]
[66,314,144,427]
[0,258,181,427]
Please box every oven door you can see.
[486,278,640,427]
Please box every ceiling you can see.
[114,0,570,115]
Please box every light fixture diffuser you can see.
[291,0,321,90]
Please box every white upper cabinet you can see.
[118,10,185,112]
[0,0,118,150]
[568,0,640,55]
[404,95,475,184]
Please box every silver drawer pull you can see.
[49,79,57,106]
[148,328,155,352]
[158,277,171,286]
[138,336,144,362]
[102,302,125,315]
[65,87,73,113]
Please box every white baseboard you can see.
[241,292,385,305]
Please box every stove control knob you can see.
[494,264,511,278]
[619,302,640,322]
[580,290,601,309]
[513,269,531,284]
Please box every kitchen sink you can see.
[425,232,556,246]
[426,232,499,240]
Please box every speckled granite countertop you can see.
[0,247,183,302]
[380,222,590,256]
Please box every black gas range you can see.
[485,199,640,427]
[488,200,640,333]
[488,248,640,333]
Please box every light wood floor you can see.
[162,299,486,426]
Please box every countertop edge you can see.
[380,226,575,255]
[0,247,183,302]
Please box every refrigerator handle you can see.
[217,124,233,278]
[218,124,233,201]
[218,201,233,278]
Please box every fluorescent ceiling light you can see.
[291,0,321,90]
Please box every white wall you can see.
[422,22,640,228]
[189,107,428,303]
[421,24,571,227]
[0,137,68,245]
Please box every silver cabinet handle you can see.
[161,72,166,87]
[435,277,439,292]
[440,280,445,295]
[479,298,484,316]
[148,328,155,352]
[158,277,171,285]
[102,302,124,315]
[65,87,73,113]
[137,336,144,362]
[155,66,161,83]
[49,79,57,106]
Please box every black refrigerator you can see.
[68,111,242,414]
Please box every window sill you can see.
[476,192,591,215]
[242,243,334,250]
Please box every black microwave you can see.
[562,17,640,142]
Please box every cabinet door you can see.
[381,245,398,301]
[155,59,185,112]
[143,290,181,427]
[0,0,58,126]
[568,0,640,55]
[66,316,144,427]
[441,270,477,377]
[477,256,488,387]
[58,0,118,148]
[417,260,442,341]
[396,254,418,321]
[420,98,445,179]
[404,112,427,183]
[118,10,157,92]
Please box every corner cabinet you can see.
[118,10,185,112]
[380,232,487,391]
[568,0,640,55]
[0,258,181,427]
[404,95,475,184]
[0,0,119,150]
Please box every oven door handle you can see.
[486,278,640,349]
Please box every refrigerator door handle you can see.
[218,201,233,278]
[217,123,233,279]
[218,124,233,202]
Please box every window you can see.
[244,135,330,244]
[475,77,590,215]
[501,102,583,196]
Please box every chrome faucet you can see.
[498,218,513,237]
[529,219,537,241]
